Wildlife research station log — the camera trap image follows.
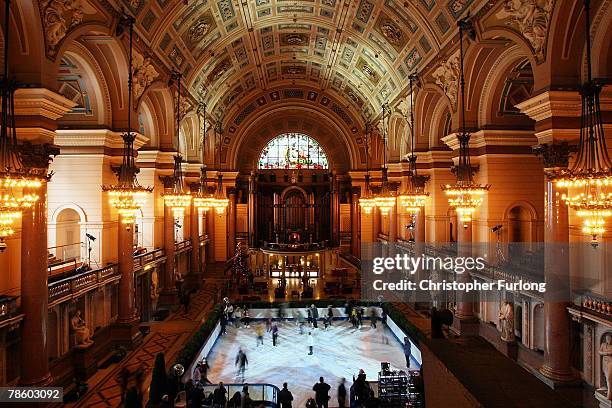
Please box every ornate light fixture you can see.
[209,121,228,214]
[374,103,396,216]
[192,102,215,212]
[162,71,192,217]
[359,121,377,215]
[102,14,152,224]
[441,17,490,227]
[0,0,47,244]
[398,73,429,215]
[556,0,612,243]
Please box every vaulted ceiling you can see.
[124,0,483,121]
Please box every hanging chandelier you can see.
[359,121,377,215]
[556,0,612,243]
[192,102,215,212]
[102,14,152,224]
[374,103,396,216]
[441,17,490,226]
[162,71,192,217]
[209,121,229,214]
[398,73,429,215]
[0,0,47,244]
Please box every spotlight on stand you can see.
[86,233,96,242]
[491,225,503,232]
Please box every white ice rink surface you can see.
[205,320,414,407]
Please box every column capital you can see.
[14,88,76,122]
[533,142,576,175]
[19,142,60,171]
[515,90,581,123]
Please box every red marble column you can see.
[228,189,236,257]
[117,215,136,322]
[388,199,397,243]
[20,184,52,386]
[455,221,474,320]
[351,188,360,258]
[539,174,575,382]
[160,203,177,303]
[206,209,215,263]
[189,201,200,278]
[414,208,426,243]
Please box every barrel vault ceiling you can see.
[124,0,483,121]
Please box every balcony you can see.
[48,264,120,306]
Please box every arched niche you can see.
[53,207,84,262]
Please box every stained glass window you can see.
[258,133,328,169]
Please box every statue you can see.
[71,310,93,348]
[498,301,515,342]
[600,334,612,400]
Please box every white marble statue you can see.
[71,310,93,348]
[498,301,515,342]
[600,334,612,400]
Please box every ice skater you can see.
[311,304,319,328]
[327,306,334,327]
[370,308,377,329]
[308,331,314,355]
[272,323,279,346]
[404,337,412,368]
[235,348,248,382]
[255,324,264,346]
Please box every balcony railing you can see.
[134,248,165,270]
[48,264,120,306]
[175,239,192,254]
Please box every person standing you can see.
[327,306,334,327]
[308,331,314,355]
[403,337,412,368]
[213,382,227,408]
[235,307,243,328]
[192,365,202,385]
[272,323,279,346]
[278,382,294,408]
[337,378,347,408]
[370,308,377,329]
[312,377,331,408]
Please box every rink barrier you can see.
[183,304,422,383]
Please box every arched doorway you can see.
[505,203,536,259]
[54,208,82,261]
[282,188,307,233]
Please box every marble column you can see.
[160,202,178,304]
[228,189,236,257]
[20,183,52,386]
[388,198,397,243]
[351,188,360,257]
[535,143,576,383]
[206,209,215,263]
[189,201,201,284]
[455,222,473,319]
[113,215,142,345]
[248,171,257,247]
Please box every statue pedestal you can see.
[71,343,97,382]
[111,317,143,349]
[596,389,612,408]
[451,315,479,336]
[498,340,518,360]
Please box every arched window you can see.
[258,133,328,169]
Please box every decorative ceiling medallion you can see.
[356,57,380,85]
[280,33,309,47]
[188,17,211,43]
[374,13,407,52]
[381,21,403,45]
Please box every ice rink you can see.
[205,319,415,407]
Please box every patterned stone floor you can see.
[70,268,225,407]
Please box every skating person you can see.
[357,307,363,328]
[265,311,272,332]
[312,377,331,408]
[235,348,248,382]
[337,378,347,408]
[242,308,251,328]
[308,331,314,355]
[370,308,377,329]
[404,337,412,367]
[221,314,228,336]
[278,382,294,408]
[297,312,305,334]
[307,309,313,326]
[235,306,243,328]
[311,304,319,328]
[198,358,210,383]
[272,323,279,346]
[255,324,264,346]
[350,309,358,329]
[327,306,334,326]
[192,364,201,385]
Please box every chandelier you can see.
[441,17,490,226]
[398,73,429,215]
[0,0,46,244]
[192,102,215,212]
[374,103,396,216]
[102,14,152,224]
[359,121,377,214]
[208,121,229,214]
[162,71,192,217]
[556,0,612,243]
